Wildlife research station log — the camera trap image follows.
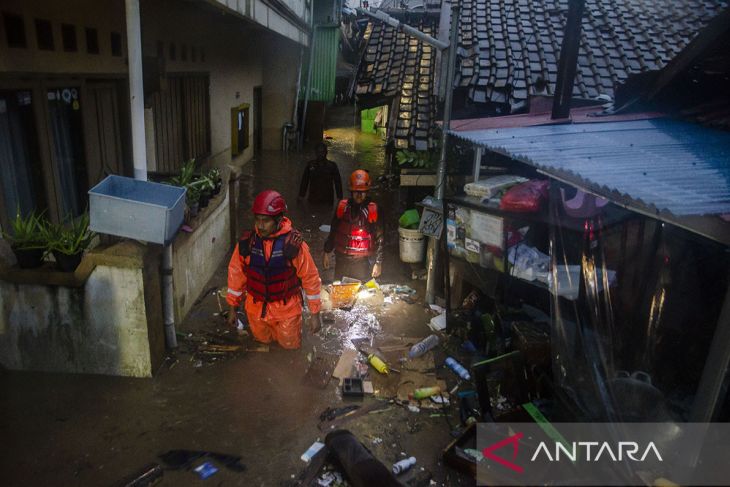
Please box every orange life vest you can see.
[334,199,378,257]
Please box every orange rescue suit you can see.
[226,217,321,349]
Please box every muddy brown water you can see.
[1,107,472,486]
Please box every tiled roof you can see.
[458,0,728,111]
[354,1,728,150]
[355,14,440,150]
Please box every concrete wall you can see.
[262,36,302,150]
[0,0,302,167]
[172,190,231,321]
[0,0,127,74]
[140,0,265,168]
[0,242,165,377]
[210,0,310,46]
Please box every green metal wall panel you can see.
[308,26,338,103]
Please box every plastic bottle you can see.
[367,354,389,374]
[445,357,471,381]
[412,386,441,400]
[392,456,416,475]
[408,334,440,358]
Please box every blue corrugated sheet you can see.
[449,119,730,217]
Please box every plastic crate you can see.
[88,175,186,245]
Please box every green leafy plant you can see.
[207,167,221,184]
[2,209,48,250]
[170,158,197,187]
[396,150,437,169]
[186,184,201,205]
[44,212,95,256]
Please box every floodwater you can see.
[0,107,470,486]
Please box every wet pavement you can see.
[0,107,471,486]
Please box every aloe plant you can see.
[170,158,197,187]
[3,209,48,250]
[45,213,95,256]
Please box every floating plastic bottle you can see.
[367,354,389,375]
[408,334,440,358]
[412,386,441,400]
[392,456,417,475]
[445,357,471,381]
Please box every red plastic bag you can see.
[499,180,550,213]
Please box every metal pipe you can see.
[124,0,147,181]
[299,20,317,149]
[425,1,459,304]
[292,45,304,130]
[472,146,483,182]
[551,0,585,120]
[162,243,177,349]
[357,8,449,50]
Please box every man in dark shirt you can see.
[298,142,343,206]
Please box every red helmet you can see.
[252,190,287,216]
[349,169,371,191]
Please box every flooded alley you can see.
[0,107,470,487]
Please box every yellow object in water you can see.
[330,282,362,308]
[367,354,389,374]
[364,278,380,290]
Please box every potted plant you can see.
[45,212,95,272]
[2,209,48,268]
[170,158,197,187]
[190,175,215,209]
[208,168,222,195]
[186,185,201,217]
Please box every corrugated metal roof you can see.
[448,119,730,217]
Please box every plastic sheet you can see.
[547,186,730,422]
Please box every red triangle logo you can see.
[482,432,524,473]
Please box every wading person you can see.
[298,142,343,206]
[323,169,384,282]
[226,190,321,349]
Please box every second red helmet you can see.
[349,169,371,191]
[252,190,287,216]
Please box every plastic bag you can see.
[499,180,550,212]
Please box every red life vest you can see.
[334,199,378,257]
[239,230,302,304]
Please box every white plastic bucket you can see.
[398,227,426,263]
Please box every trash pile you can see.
[175,328,244,368]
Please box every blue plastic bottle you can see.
[408,334,440,358]
[445,357,471,381]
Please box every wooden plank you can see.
[332,349,358,380]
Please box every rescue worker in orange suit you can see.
[323,170,384,282]
[226,190,321,349]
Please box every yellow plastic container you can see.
[367,354,389,374]
[330,282,362,308]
